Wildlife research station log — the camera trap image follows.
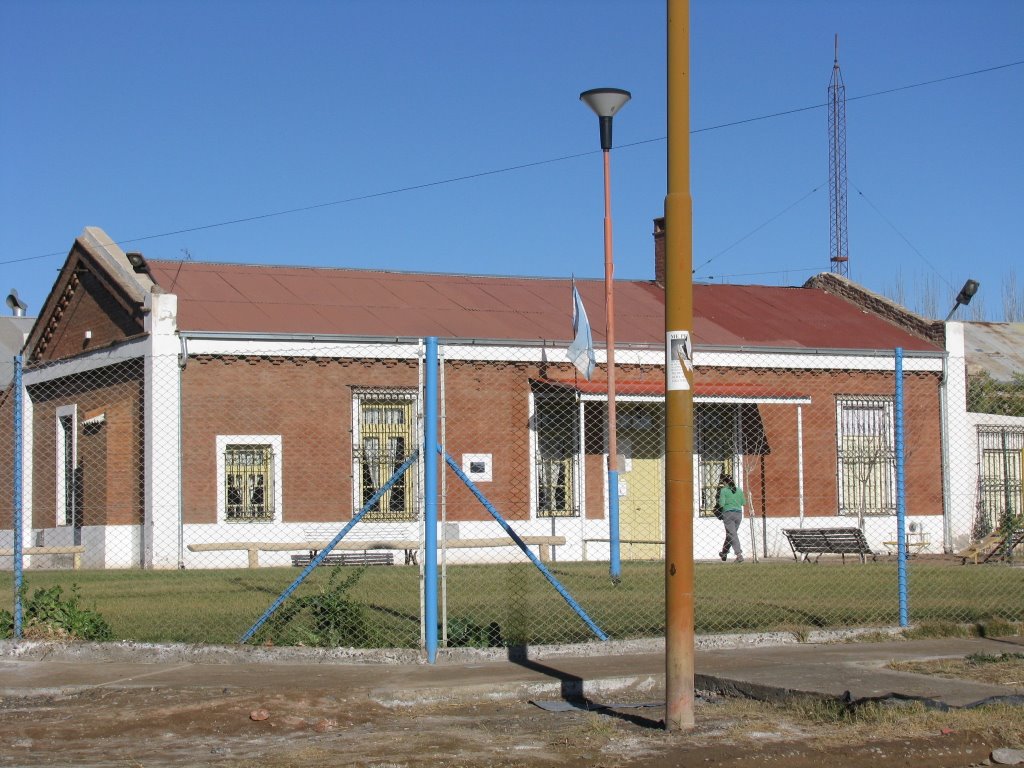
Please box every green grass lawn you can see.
[3,558,1021,647]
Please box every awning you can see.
[531,378,810,404]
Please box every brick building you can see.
[1,225,949,569]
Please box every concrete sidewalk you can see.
[1,634,1022,710]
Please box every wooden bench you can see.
[0,545,84,570]
[187,535,566,568]
[958,529,1024,565]
[782,527,877,563]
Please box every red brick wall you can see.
[33,270,143,364]
[25,360,144,529]
[695,367,944,518]
[180,355,422,524]
[95,353,945,529]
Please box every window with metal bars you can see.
[534,394,579,518]
[977,427,1024,531]
[836,396,895,517]
[224,444,275,521]
[354,392,415,522]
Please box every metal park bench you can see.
[782,527,877,564]
[290,550,395,567]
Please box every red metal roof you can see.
[147,261,940,352]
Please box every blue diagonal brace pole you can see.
[441,448,608,641]
[239,449,420,644]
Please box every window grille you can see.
[977,427,1024,530]
[354,394,415,522]
[224,444,274,521]
[836,397,895,517]
[534,394,579,518]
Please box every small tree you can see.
[967,372,1024,417]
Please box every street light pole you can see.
[580,87,630,582]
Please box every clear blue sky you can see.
[2,1,1021,322]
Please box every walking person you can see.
[717,473,745,563]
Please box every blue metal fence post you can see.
[424,338,439,662]
[13,355,24,639]
[609,470,621,581]
[895,348,908,627]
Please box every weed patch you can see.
[0,583,112,641]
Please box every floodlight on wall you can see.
[6,289,28,317]
[944,279,980,321]
[126,251,151,275]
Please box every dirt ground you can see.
[2,676,1021,768]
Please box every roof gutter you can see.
[176,330,585,349]
[695,343,944,358]
[175,331,942,357]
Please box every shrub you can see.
[0,584,112,641]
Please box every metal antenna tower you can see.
[828,34,849,276]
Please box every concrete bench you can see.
[782,527,877,563]
[187,535,566,568]
[582,538,665,561]
[0,545,84,570]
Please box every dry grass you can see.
[889,652,1024,690]
[712,695,1024,748]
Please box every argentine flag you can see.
[568,281,596,381]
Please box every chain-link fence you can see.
[2,335,1022,649]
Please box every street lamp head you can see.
[580,87,631,150]
[944,278,981,321]
[579,88,632,118]
[955,279,980,305]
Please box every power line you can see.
[850,182,956,292]
[693,183,825,277]
[4,58,1021,268]
[701,265,821,281]
[1,150,601,266]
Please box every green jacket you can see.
[718,486,745,512]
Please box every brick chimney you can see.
[653,216,666,286]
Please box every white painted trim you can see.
[177,336,943,372]
[22,339,149,384]
[528,391,538,519]
[797,406,805,523]
[55,405,76,529]
[144,291,182,568]
[19,383,34,559]
[696,350,943,372]
[216,435,284,524]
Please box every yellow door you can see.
[617,403,664,560]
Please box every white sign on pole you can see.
[666,330,692,391]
